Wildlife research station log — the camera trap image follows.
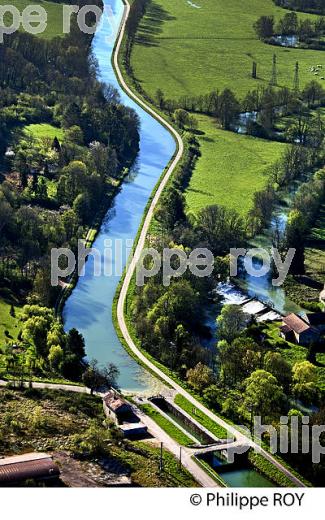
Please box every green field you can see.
[5,0,65,39]
[185,114,287,215]
[131,0,324,100]
[305,203,325,284]
[25,123,64,141]
[0,289,22,344]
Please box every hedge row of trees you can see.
[156,81,325,140]
[254,12,325,43]
[285,168,325,273]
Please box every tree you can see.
[218,337,261,385]
[66,328,86,359]
[285,209,306,274]
[186,362,215,393]
[65,125,84,145]
[195,204,245,256]
[264,351,292,392]
[293,361,318,384]
[155,88,165,109]
[48,345,64,371]
[218,89,240,130]
[243,369,285,422]
[217,304,248,343]
[173,109,191,129]
[82,360,119,394]
[73,192,91,224]
[203,384,223,411]
[22,315,51,357]
[253,15,275,39]
[277,12,298,35]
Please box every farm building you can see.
[103,390,132,423]
[103,391,148,438]
[279,313,321,345]
[0,453,60,486]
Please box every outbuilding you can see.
[0,453,60,486]
[103,390,132,424]
[279,313,320,345]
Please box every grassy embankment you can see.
[139,403,194,445]
[174,394,229,440]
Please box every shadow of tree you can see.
[135,1,176,47]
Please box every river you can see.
[63,0,175,392]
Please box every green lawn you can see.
[0,290,22,345]
[131,0,324,100]
[140,403,194,445]
[185,114,286,215]
[25,123,64,141]
[306,203,325,283]
[174,394,229,439]
[5,0,65,39]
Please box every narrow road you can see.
[114,0,305,488]
[0,379,91,393]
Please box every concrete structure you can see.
[0,453,60,485]
[119,422,148,438]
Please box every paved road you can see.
[114,0,306,488]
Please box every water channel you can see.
[63,0,175,392]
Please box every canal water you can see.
[199,452,275,487]
[63,0,176,392]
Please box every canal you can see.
[63,0,176,392]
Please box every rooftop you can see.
[103,390,130,412]
[283,313,311,334]
[0,453,60,484]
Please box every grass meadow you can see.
[25,123,64,141]
[131,0,325,100]
[0,288,22,345]
[185,115,287,215]
[5,0,65,39]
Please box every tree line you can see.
[273,0,325,15]
[254,11,325,45]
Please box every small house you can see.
[103,390,132,424]
[279,313,320,345]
